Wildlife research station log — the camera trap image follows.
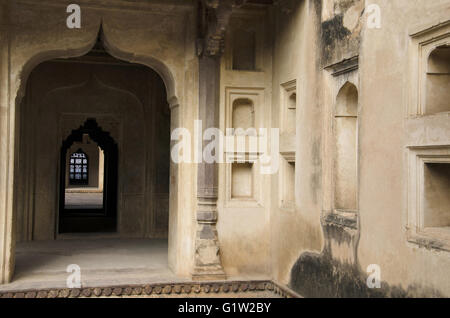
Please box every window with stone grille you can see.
[69,149,89,185]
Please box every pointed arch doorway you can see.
[59,119,118,233]
[2,20,190,287]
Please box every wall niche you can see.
[280,160,295,210]
[232,29,257,71]
[279,80,297,211]
[225,12,264,72]
[409,21,450,116]
[280,80,297,136]
[231,162,254,199]
[334,82,358,212]
[424,162,450,228]
[232,98,255,132]
[407,146,450,251]
[224,88,264,208]
[425,45,450,115]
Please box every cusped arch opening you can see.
[15,24,179,114]
[336,82,358,117]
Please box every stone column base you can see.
[192,219,226,281]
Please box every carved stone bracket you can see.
[199,0,248,57]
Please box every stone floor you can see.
[0,238,287,298]
[0,238,178,291]
[65,192,103,209]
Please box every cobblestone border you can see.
[0,280,300,298]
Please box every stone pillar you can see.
[192,55,226,280]
[0,2,15,284]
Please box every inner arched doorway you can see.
[15,36,171,240]
[59,118,119,233]
[12,33,175,286]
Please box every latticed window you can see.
[69,149,89,185]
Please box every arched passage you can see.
[59,119,118,233]
[10,28,179,285]
[0,3,200,284]
[17,37,171,239]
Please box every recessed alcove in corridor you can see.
[59,118,118,233]
[14,35,172,284]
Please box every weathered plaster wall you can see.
[1,0,449,294]
[356,0,450,297]
[270,0,324,285]
[217,5,274,278]
[321,0,363,65]
[287,0,450,297]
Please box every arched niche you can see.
[232,98,255,132]
[334,82,358,212]
[336,82,358,117]
[288,92,297,110]
[425,45,450,115]
[286,92,297,135]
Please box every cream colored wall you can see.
[357,0,450,296]
[217,5,274,278]
[270,0,324,285]
[273,0,450,297]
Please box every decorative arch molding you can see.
[337,80,358,93]
[14,33,100,112]
[100,25,178,105]
[14,22,179,115]
[40,74,145,119]
[61,119,117,159]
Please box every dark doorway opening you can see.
[59,118,118,233]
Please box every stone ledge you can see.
[324,56,359,77]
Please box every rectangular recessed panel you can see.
[231,163,253,199]
[424,162,450,228]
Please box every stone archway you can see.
[58,118,119,233]
[0,20,187,284]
